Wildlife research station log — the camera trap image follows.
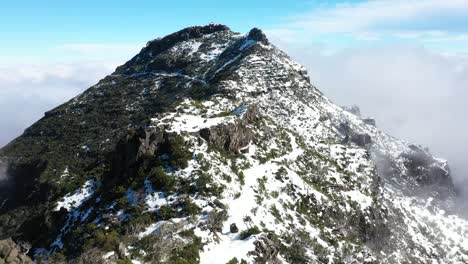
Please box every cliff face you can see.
[0,25,466,263]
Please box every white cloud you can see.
[267,1,468,197]
[290,0,468,34]
[55,43,141,59]
[270,38,468,209]
[0,61,119,147]
[0,41,141,147]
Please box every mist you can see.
[0,62,116,148]
[271,40,468,212]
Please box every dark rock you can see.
[106,127,166,187]
[247,28,269,45]
[199,105,258,154]
[400,146,454,197]
[248,234,281,264]
[350,133,372,147]
[116,24,231,74]
[147,24,230,50]
[199,121,253,153]
[337,122,351,136]
[230,223,239,233]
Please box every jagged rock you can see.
[199,123,254,154]
[248,234,281,264]
[400,145,454,198]
[199,105,258,153]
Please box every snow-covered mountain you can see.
[0,24,467,264]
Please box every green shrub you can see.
[48,252,67,263]
[168,135,193,169]
[149,166,176,193]
[226,258,239,264]
[237,171,245,185]
[159,205,176,220]
[169,232,202,264]
[179,197,201,217]
[239,226,261,240]
[85,230,121,252]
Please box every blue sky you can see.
[0,0,316,61]
[3,0,468,63]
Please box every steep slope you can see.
[0,24,467,264]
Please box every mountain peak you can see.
[1,24,466,264]
[144,24,230,51]
[147,24,231,47]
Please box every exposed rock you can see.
[107,127,165,186]
[401,145,454,198]
[350,133,373,147]
[0,239,32,264]
[248,234,281,264]
[230,223,239,233]
[199,105,258,154]
[117,242,126,260]
[247,28,269,45]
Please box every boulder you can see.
[0,239,32,264]
[230,223,239,233]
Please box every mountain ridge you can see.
[0,24,466,263]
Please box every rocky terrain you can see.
[0,24,467,263]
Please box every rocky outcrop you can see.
[199,105,259,154]
[0,239,32,264]
[115,24,231,75]
[106,127,162,186]
[338,121,372,147]
[247,28,269,45]
[350,133,372,147]
[401,145,454,198]
[248,234,281,264]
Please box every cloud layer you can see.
[268,0,468,55]
[266,0,468,213]
[0,62,117,147]
[295,1,468,32]
[270,39,468,210]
